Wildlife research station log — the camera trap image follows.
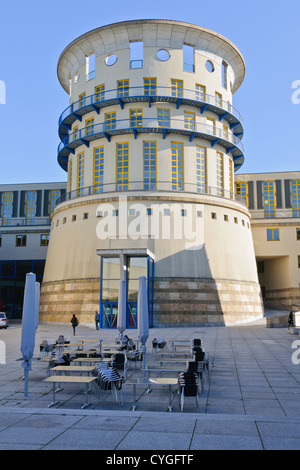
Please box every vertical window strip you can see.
[25,191,37,226]
[291,180,300,217]
[157,109,170,127]
[235,181,248,206]
[171,142,184,190]
[143,141,157,190]
[49,190,60,215]
[196,146,207,193]
[68,158,73,193]
[77,152,85,197]
[143,78,157,96]
[116,143,129,191]
[170,79,183,98]
[216,152,224,196]
[229,159,233,194]
[2,191,13,226]
[94,147,104,194]
[263,181,276,218]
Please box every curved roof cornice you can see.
[57,19,245,94]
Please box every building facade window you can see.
[40,234,50,246]
[170,79,183,98]
[130,109,143,128]
[143,78,156,96]
[196,146,207,193]
[215,92,222,107]
[117,79,129,98]
[25,191,37,226]
[184,111,195,131]
[79,92,86,108]
[105,112,116,131]
[85,118,94,136]
[267,228,279,241]
[73,125,78,140]
[94,147,104,194]
[222,62,228,89]
[95,84,105,102]
[2,191,13,226]
[216,152,224,196]
[171,142,184,190]
[68,158,72,193]
[16,235,26,247]
[229,158,233,194]
[77,152,85,197]
[291,180,300,217]
[157,109,170,128]
[195,84,206,102]
[263,181,276,218]
[297,228,300,240]
[143,141,157,190]
[235,181,248,206]
[49,190,60,215]
[207,117,216,136]
[116,143,129,191]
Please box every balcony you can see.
[55,181,247,208]
[58,86,244,141]
[57,118,244,171]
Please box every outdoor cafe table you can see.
[125,377,178,412]
[72,357,107,366]
[49,365,96,376]
[44,376,97,409]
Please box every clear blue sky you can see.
[0,0,299,183]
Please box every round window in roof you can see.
[205,60,215,72]
[105,54,118,66]
[156,49,170,61]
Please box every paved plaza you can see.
[0,316,300,450]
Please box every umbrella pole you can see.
[24,369,29,397]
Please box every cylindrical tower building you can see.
[40,19,263,327]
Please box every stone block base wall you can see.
[153,278,264,326]
[264,288,300,310]
[40,277,264,326]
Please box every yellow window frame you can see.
[130,109,143,128]
[196,84,206,102]
[116,142,129,191]
[77,152,85,196]
[171,142,184,190]
[196,146,207,193]
[170,79,183,97]
[94,146,104,194]
[79,92,86,107]
[184,111,195,131]
[143,141,157,190]
[117,79,129,98]
[143,78,157,96]
[95,84,105,102]
[85,118,94,136]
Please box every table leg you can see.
[131,384,137,411]
[168,385,173,412]
[81,383,91,409]
[48,382,60,408]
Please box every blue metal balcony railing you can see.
[58,86,244,140]
[54,181,247,208]
[57,117,245,172]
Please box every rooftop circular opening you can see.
[205,60,215,73]
[105,54,118,66]
[156,49,170,61]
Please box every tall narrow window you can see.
[105,112,116,131]
[235,182,248,206]
[79,92,86,108]
[157,109,170,128]
[77,152,85,197]
[2,191,13,226]
[229,158,233,194]
[263,181,276,218]
[87,53,95,80]
[68,158,73,193]
[207,117,216,136]
[25,191,37,226]
[116,143,129,191]
[95,84,105,102]
[171,142,184,190]
[117,79,129,98]
[184,111,195,130]
[85,118,94,136]
[143,78,157,96]
[223,124,229,140]
[267,229,279,241]
[49,190,60,215]
[94,147,104,194]
[171,79,183,98]
[196,146,207,193]
[222,61,228,89]
[216,152,224,197]
[215,92,222,107]
[143,141,157,190]
[291,180,300,217]
[73,125,78,141]
[195,84,206,102]
[130,109,143,128]
[130,41,143,69]
[183,44,194,72]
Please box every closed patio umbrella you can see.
[137,276,149,375]
[35,282,40,330]
[20,273,37,397]
[117,280,127,343]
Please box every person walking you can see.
[288,311,294,329]
[95,311,100,330]
[71,314,79,336]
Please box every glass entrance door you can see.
[102,302,118,328]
